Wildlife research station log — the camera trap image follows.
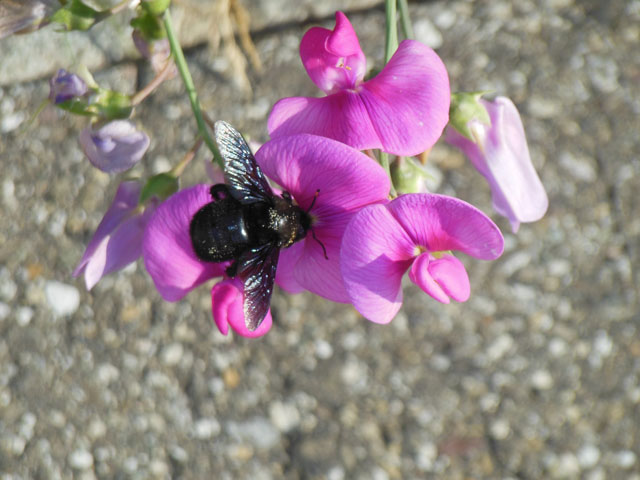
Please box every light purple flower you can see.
[79,120,150,173]
[255,134,390,302]
[212,277,272,338]
[268,11,450,157]
[446,96,548,232]
[48,69,88,104]
[341,193,504,324]
[73,181,157,290]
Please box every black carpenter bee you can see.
[190,121,322,331]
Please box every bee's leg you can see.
[210,184,230,201]
[225,261,238,278]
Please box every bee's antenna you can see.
[306,189,320,213]
[311,228,329,260]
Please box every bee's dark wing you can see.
[236,243,280,331]
[214,121,273,205]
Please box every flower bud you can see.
[48,69,88,104]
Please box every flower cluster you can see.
[23,4,547,338]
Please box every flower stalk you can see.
[384,0,398,63]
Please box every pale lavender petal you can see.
[49,69,87,104]
[268,93,381,151]
[73,181,140,278]
[446,96,548,232]
[358,39,450,156]
[388,193,504,260]
[408,252,470,303]
[341,204,415,324]
[211,278,272,338]
[143,185,227,301]
[79,120,150,174]
[300,11,366,93]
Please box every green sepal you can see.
[131,7,165,40]
[87,89,133,120]
[50,0,106,31]
[391,156,434,195]
[141,0,171,16]
[55,99,93,116]
[449,91,492,140]
[139,173,179,204]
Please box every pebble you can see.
[530,370,554,390]
[45,281,80,316]
[193,418,221,440]
[577,444,600,469]
[314,339,333,359]
[269,401,301,432]
[559,151,597,183]
[490,419,511,440]
[414,18,443,49]
[160,342,184,366]
[0,302,9,320]
[69,449,94,470]
[227,417,280,449]
[614,450,636,469]
[415,442,438,471]
[15,306,34,327]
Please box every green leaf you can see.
[131,8,165,40]
[449,91,492,140]
[50,0,105,31]
[139,173,179,204]
[88,89,133,120]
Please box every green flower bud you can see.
[449,91,492,140]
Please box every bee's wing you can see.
[236,243,280,331]
[215,121,273,205]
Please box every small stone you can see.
[160,342,183,366]
[415,442,437,471]
[315,339,333,359]
[169,445,188,463]
[487,334,514,361]
[553,453,580,478]
[0,302,9,320]
[490,419,510,440]
[269,401,301,433]
[96,363,119,385]
[69,449,94,470]
[193,418,221,439]
[577,444,600,469]
[614,450,636,469]
[88,419,107,440]
[45,281,80,316]
[15,306,34,327]
[530,369,553,390]
[414,18,443,48]
[227,417,280,449]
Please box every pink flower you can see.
[445,96,548,232]
[73,181,157,289]
[340,193,504,324]
[268,11,450,157]
[142,134,389,336]
[79,120,150,174]
[212,277,272,338]
[255,134,390,302]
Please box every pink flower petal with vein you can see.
[211,277,272,338]
[143,185,227,301]
[408,252,470,303]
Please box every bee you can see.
[190,121,321,331]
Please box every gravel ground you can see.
[0,0,639,478]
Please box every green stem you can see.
[379,152,397,198]
[397,0,414,39]
[384,0,398,63]
[163,9,223,167]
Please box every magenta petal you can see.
[79,120,150,174]
[341,204,415,324]
[275,243,305,294]
[300,11,366,93]
[408,252,470,303]
[359,40,450,156]
[142,185,227,301]
[211,278,272,338]
[388,193,504,260]
[268,93,381,151]
[446,97,548,232]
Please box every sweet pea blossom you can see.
[255,134,390,302]
[73,181,157,289]
[48,69,88,104]
[142,133,389,336]
[79,120,150,173]
[341,194,504,324]
[268,11,450,157]
[446,96,548,232]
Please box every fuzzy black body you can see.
[189,122,311,331]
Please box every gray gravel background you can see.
[0,0,639,478]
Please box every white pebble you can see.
[615,450,636,469]
[490,419,511,440]
[531,369,554,390]
[45,281,80,316]
[69,449,94,470]
[15,306,34,327]
[269,401,301,433]
[160,342,183,366]
[577,444,600,469]
[314,339,333,359]
[0,302,9,320]
[415,442,438,471]
[193,418,221,439]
